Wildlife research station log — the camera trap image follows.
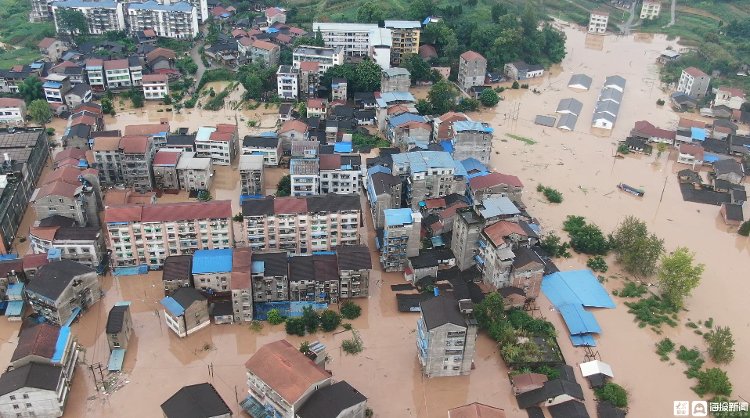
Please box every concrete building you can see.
[277,65,299,100]
[391,151,466,210]
[106,303,132,350]
[104,200,233,269]
[640,0,661,20]
[335,244,372,299]
[152,149,182,190]
[191,248,233,293]
[588,10,609,34]
[239,154,265,196]
[126,1,199,39]
[241,194,361,254]
[320,154,361,195]
[476,221,519,288]
[162,254,193,294]
[38,37,68,61]
[289,253,340,302]
[417,294,478,377]
[312,22,380,58]
[92,135,123,186]
[331,78,348,101]
[84,59,105,91]
[250,252,289,303]
[509,247,545,300]
[451,121,493,165]
[468,172,524,204]
[248,40,280,67]
[380,68,411,93]
[366,170,402,229]
[230,247,253,323]
[142,74,170,100]
[678,67,711,99]
[29,225,106,268]
[31,169,100,228]
[714,87,746,110]
[119,135,155,192]
[30,0,53,21]
[195,124,239,166]
[384,20,421,65]
[290,158,320,196]
[296,380,367,418]
[265,6,286,25]
[369,27,393,70]
[380,208,421,272]
[298,62,320,98]
[242,135,281,166]
[292,45,344,75]
[243,340,333,418]
[161,383,232,418]
[51,0,126,35]
[458,51,487,92]
[386,113,430,149]
[0,98,26,126]
[176,151,213,191]
[25,260,101,325]
[503,61,545,81]
[160,287,209,337]
[43,74,71,106]
[0,130,50,254]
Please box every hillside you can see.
[0,0,54,67]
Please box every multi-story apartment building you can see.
[142,73,170,99]
[242,134,281,166]
[162,254,192,294]
[92,135,122,185]
[51,0,126,35]
[43,74,71,106]
[292,45,344,75]
[119,135,155,192]
[195,124,238,166]
[127,1,199,39]
[290,158,320,197]
[25,260,101,325]
[0,130,50,254]
[369,27,392,69]
[312,22,379,57]
[85,59,105,91]
[417,294,478,377]
[380,68,411,93]
[640,0,661,20]
[29,225,106,268]
[380,208,421,272]
[30,0,53,22]
[160,287,209,337]
[192,248,233,293]
[457,50,487,92]
[176,151,213,191]
[249,40,280,67]
[103,58,141,89]
[230,247,253,323]
[366,170,402,229]
[104,200,233,268]
[391,151,467,210]
[152,149,181,190]
[241,194,361,254]
[250,251,289,303]
[588,9,609,34]
[451,121,493,165]
[184,0,208,22]
[383,20,420,65]
[319,154,361,195]
[476,221,519,288]
[239,154,264,196]
[0,98,26,126]
[298,62,320,98]
[31,169,100,228]
[288,253,340,303]
[335,244,372,299]
[331,78,347,101]
[277,65,299,100]
[124,121,169,148]
[677,67,711,99]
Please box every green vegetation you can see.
[18,77,45,104]
[400,53,440,84]
[285,317,306,336]
[276,175,291,197]
[176,57,198,75]
[249,320,263,332]
[617,282,648,298]
[0,0,54,67]
[479,88,500,107]
[320,310,342,332]
[657,247,705,309]
[320,60,381,98]
[738,221,750,236]
[624,295,679,329]
[656,338,676,361]
[203,82,237,111]
[237,64,278,101]
[352,132,390,149]
[704,326,735,364]
[539,232,571,258]
[676,346,705,378]
[610,216,665,278]
[342,331,363,355]
[562,215,609,255]
[340,301,362,320]
[536,184,562,203]
[586,256,608,273]
[267,309,284,325]
[197,190,212,201]
[301,306,320,333]
[693,368,732,397]
[617,143,630,155]
[427,79,458,115]
[27,99,52,126]
[455,97,480,112]
[506,134,536,145]
[595,383,628,408]
[57,9,87,37]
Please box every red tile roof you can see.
[319,154,341,170]
[238,37,253,47]
[153,150,181,166]
[684,67,707,78]
[71,114,97,127]
[678,117,707,129]
[423,197,446,209]
[104,59,129,70]
[53,148,87,164]
[306,98,325,109]
[483,221,527,246]
[142,74,168,83]
[42,166,81,186]
[460,50,485,62]
[216,124,236,133]
[124,121,170,136]
[30,226,59,242]
[448,402,507,418]
[0,98,25,108]
[632,120,675,140]
[231,29,247,38]
[289,27,306,36]
[37,38,57,49]
[679,143,705,161]
[252,40,279,51]
[299,61,319,72]
[146,47,177,63]
[717,86,745,98]
[439,202,468,220]
[274,197,308,214]
[265,7,284,17]
[35,180,80,200]
[209,131,233,142]
[11,323,61,363]
[469,172,524,191]
[276,34,292,45]
[119,135,149,154]
[105,200,232,223]
[86,58,104,66]
[279,120,308,134]
[92,136,122,152]
[143,29,156,37]
[419,44,437,59]
[23,253,50,270]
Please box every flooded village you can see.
[0,2,749,418]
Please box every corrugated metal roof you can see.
[160,296,185,316]
[384,208,414,226]
[192,249,233,274]
[391,151,456,172]
[453,120,493,133]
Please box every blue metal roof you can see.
[108,348,126,371]
[43,81,62,89]
[251,261,265,274]
[453,120,493,133]
[384,208,414,227]
[691,127,706,141]
[461,157,489,174]
[542,270,616,309]
[367,165,391,176]
[260,131,278,137]
[388,112,426,128]
[453,160,467,178]
[128,0,193,11]
[266,28,280,33]
[439,140,453,153]
[478,196,520,218]
[5,301,23,317]
[52,0,118,8]
[376,91,416,107]
[0,254,18,260]
[334,142,353,153]
[391,151,455,173]
[63,307,81,327]
[7,283,24,298]
[192,248,233,274]
[161,296,185,316]
[52,326,71,363]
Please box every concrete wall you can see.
[453,130,492,165]
[33,194,86,226]
[422,322,475,377]
[0,388,64,418]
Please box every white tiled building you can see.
[276,65,299,100]
[0,98,26,126]
[126,1,199,39]
[640,0,661,20]
[142,74,169,100]
[176,151,213,191]
[588,10,609,34]
[292,45,344,75]
[50,0,126,35]
[194,124,239,166]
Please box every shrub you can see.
[301,306,320,333]
[562,215,609,255]
[739,221,750,236]
[595,383,628,408]
[656,338,675,361]
[267,309,284,325]
[285,318,306,336]
[617,143,630,154]
[320,310,342,332]
[676,346,705,378]
[704,326,734,364]
[693,368,732,397]
[342,337,363,355]
[587,256,608,272]
[656,98,666,106]
[537,184,563,203]
[340,301,362,319]
[511,81,520,89]
[539,233,571,258]
[249,320,263,332]
[619,282,647,298]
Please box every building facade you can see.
[380,208,421,272]
[239,154,265,196]
[195,124,238,166]
[383,20,420,65]
[142,74,170,99]
[51,0,126,35]
[380,68,411,93]
[588,10,609,34]
[417,294,478,378]
[176,151,213,191]
[678,67,711,99]
[160,287,210,337]
[640,0,661,20]
[25,260,101,325]
[293,45,344,75]
[457,51,487,92]
[126,1,199,39]
[451,121,493,165]
[277,65,299,100]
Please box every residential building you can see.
[386,113,430,149]
[195,124,239,166]
[30,0,53,21]
[290,158,320,197]
[457,51,487,92]
[298,62,320,98]
[381,68,411,93]
[306,98,326,118]
[714,87,746,110]
[106,303,132,350]
[165,132,196,152]
[250,251,289,303]
[230,247,253,323]
[677,143,704,166]
[380,208,421,271]
[319,154,361,195]
[366,170,402,228]
[713,158,745,184]
[104,200,233,268]
[476,221,519,288]
[312,22,380,57]
[104,59,134,89]
[277,65,299,100]
[510,247,545,300]
[192,248,233,293]
[142,74,170,100]
[43,74,72,106]
[451,121,493,165]
[119,135,155,192]
[242,134,281,166]
[278,120,309,151]
[0,98,26,126]
[335,244,372,299]
[243,340,332,418]
[503,61,544,81]
[468,172,524,204]
[153,149,182,190]
[51,0,126,35]
[162,254,193,294]
[0,362,72,417]
[0,65,39,94]
[331,78,347,101]
[292,45,344,75]
[631,120,676,144]
[265,6,286,26]
[126,1,199,40]
[64,83,93,108]
[588,10,609,34]
[38,38,68,62]
[375,91,417,131]
[92,135,123,186]
[369,27,392,69]
[0,130,50,254]
[31,170,99,228]
[449,403,507,418]
[288,253,340,302]
[249,40,280,67]
[176,151,213,191]
[186,0,208,22]
[161,383,232,418]
[160,287,210,337]
[417,294,478,377]
[29,225,106,268]
[384,20,421,65]
[391,151,466,210]
[241,194,361,254]
[239,154,265,196]
[0,258,24,303]
[85,59,105,91]
[640,0,662,20]
[25,260,101,325]
[677,67,711,99]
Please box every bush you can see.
[656,338,675,361]
[285,317,306,336]
[537,184,563,203]
[479,88,500,107]
[301,306,320,333]
[267,309,284,325]
[676,346,705,378]
[587,256,608,272]
[617,143,630,154]
[340,301,362,319]
[539,232,571,258]
[618,282,647,298]
[704,326,734,364]
[656,98,665,106]
[693,368,732,397]
[562,215,609,255]
[595,383,628,408]
[511,81,520,89]
[342,335,363,355]
[320,310,342,332]
[738,221,750,236]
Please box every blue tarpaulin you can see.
[161,296,185,316]
[52,326,71,363]
[334,142,353,153]
[558,304,602,335]
[5,301,23,318]
[63,308,81,327]
[108,348,126,371]
[114,265,149,276]
[192,248,233,274]
[570,334,597,347]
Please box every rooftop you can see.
[0,363,62,397]
[163,255,193,283]
[384,208,415,227]
[420,293,467,330]
[10,323,61,363]
[27,260,94,301]
[297,381,367,418]
[192,249,233,274]
[106,304,129,334]
[105,201,232,223]
[161,383,232,418]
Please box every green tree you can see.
[738,221,750,236]
[456,98,479,112]
[610,216,665,277]
[427,79,457,115]
[421,22,457,57]
[693,368,732,397]
[18,77,44,104]
[541,25,566,64]
[267,309,284,325]
[299,341,311,354]
[408,0,434,20]
[595,383,628,408]
[587,256,608,272]
[656,142,668,158]
[479,88,500,107]
[340,301,362,319]
[57,9,88,37]
[657,247,705,309]
[540,232,570,258]
[563,216,609,255]
[704,326,735,364]
[241,73,264,100]
[276,175,291,196]
[353,60,382,93]
[320,310,342,332]
[130,88,144,108]
[301,306,320,333]
[28,99,52,127]
[473,292,505,330]
[415,99,433,115]
[357,1,383,23]
[491,4,508,22]
[176,57,198,75]
[285,317,306,336]
[401,53,431,83]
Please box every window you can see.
[25,403,31,408]
[22,394,28,399]
[9,396,15,401]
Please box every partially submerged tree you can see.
[657,247,704,309]
[610,216,664,277]
[704,326,735,364]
